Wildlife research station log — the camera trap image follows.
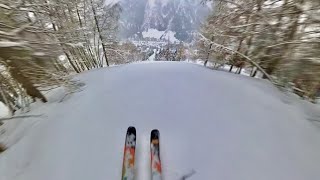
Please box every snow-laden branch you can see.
[228,23,261,29]
[0,115,42,122]
[29,39,86,45]
[197,32,273,81]
[0,23,57,34]
[302,58,320,63]
[0,3,47,13]
[105,49,128,61]
[267,40,320,48]
[16,8,47,13]
[0,23,32,36]
[0,41,26,47]
[295,3,320,23]
[206,0,278,32]
[0,3,11,10]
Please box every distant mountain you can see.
[118,0,211,42]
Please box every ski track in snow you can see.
[1,62,320,180]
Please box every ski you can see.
[150,129,162,180]
[121,126,136,180]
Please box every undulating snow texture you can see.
[1,62,320,180]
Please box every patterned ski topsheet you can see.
[121,127,136,180]
[150,129,162,180]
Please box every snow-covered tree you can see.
[0,0,122,114]
[200,0,320,100]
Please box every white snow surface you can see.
[147,0,170,8]
[104,0,120,6]
[0,41,26,47]
[1,62,320,180]
[0,102,8,118]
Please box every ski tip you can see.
[127,126,136,135]
[151,129,160,140]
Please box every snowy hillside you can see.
[119,0,210,41]
[1,62,320,180]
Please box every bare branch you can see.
[0,115,43,122]
[0,3,11,10]
[197,32,274,81]
[267,41,320,48]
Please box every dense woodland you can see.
[0,0,320,116]
[199,0,320,100]
[0,0,146,115]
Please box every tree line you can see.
[199,0,320,101]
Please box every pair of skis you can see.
[121,127,162,180]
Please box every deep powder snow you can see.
[1,62,320,180]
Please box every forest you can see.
[1,0,320,116]
[199,0,320,100]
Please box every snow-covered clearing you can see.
[142,29,179,43]
[1,62,320,180]
[142,29,164,39]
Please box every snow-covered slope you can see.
[1,62,320,180]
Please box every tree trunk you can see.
[229,65,233,72]
[251,67,257,77]
[204,60,208,67]
[65,51,81,73]
[91,0,109,66]
[263,0,301,77]
[5,60,47,103]
[252,70,257,77]
[205,37,214,67]
[0,85,14,115]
